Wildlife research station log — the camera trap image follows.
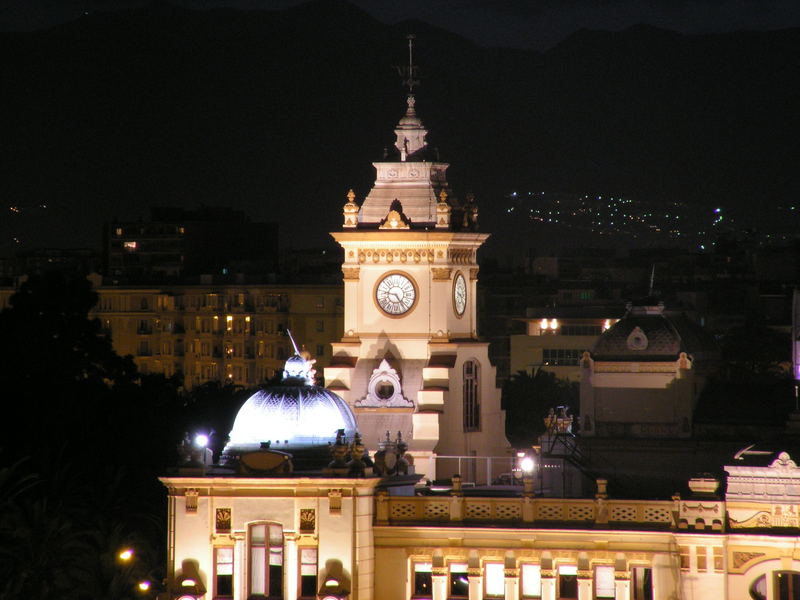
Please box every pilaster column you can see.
[284,532,298,600]
[467,568,483,600]
[540,569,556,600]
[505,568,519,600]
[615,571,631,600]
[577,570,593,600]
[432,567,448,600]
[233,534,246,600]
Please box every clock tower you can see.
[324,91,508,480]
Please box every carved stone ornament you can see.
[436,190,451,229]
[770,451,798,470]
[343,189,359,228]
[355,359,414,408]
[431,267,452,281]
[469,267,479,280]
[733,551,766,569]
[215,507,232,532]
[626,326,649,351]
[185,489,199,514]
[328,489,343,514]
[342,267,360,281]
[300,508,316,532]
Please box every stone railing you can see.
[376,494,676,529]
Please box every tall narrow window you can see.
[449,563,469,598]
[558,565,577,599]
[249,523,283,599]
[299,548,317,599]
[214,547,234,598]
[521,564,541,598]
[463,361,480,432]
[595,565,615,598]
[632,567,653,600]
[413,562,432,598]
[484,563,504,597]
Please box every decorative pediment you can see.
[379,200,411,229]
[355,359,414,408]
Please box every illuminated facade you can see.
[322,94,508,480]
[90,283,343,387]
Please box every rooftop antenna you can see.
[286,329,301,356]
[395,34,420,93]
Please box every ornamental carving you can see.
[357,249,435,265]
[215,507,231,532]
[342,267,360,281]
[733,551,765,569]
[185,489,199,514]
[300,508,316,532]
[432,268,452,281]
[448,248,474,265]
[469,267,479,280]
[355,359,413,408]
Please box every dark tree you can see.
[502,370,578,447]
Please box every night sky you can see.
[2,0,800,256]
[4,0,800,48]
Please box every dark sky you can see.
[3,0,800,48]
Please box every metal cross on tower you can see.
[395,34,420,92]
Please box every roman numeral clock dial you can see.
[375,273,416,316]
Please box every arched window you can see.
[749,575,766,600]
[463,360,480,432]
[249,522,283,599]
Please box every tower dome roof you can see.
[223,352,357,460]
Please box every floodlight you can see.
[194,434,209,448]
[520,457,535,473]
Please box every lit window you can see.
[463,361,480,432]
[449,563,468,598]
[632,567,653,600]
[696,547,707,572]
[249,523,283,599]
[679,546,690,571]
[713,547,724,572]
[595,565,615,598]
[558,565,577,600]
[484,563,504,597]
[226,315,233,332]
[115,227,123,236]
[123,241,137,251]
[413,563,432,598]
[316,319,325,332]
[214,547,233,598]
[299,547,318,598]
[521,564,541,598]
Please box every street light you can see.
[194,433,209,448]
[119,549,134,561]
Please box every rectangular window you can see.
[463,361,480,432]
[299,547,317,598]
[316,344,325,357]
[679,546,690,571]
[316,319,325,332]
[484,563,504,597]
[595,566,615,598]
[214,547,234,598]
[413,562,432,598]
[316,296,325,309]
[696,547,707,572]
[123,240,137,251]
[449,563,469,598]
[521,564,541,598]
[249,523,283,598]
[632,567,653,600]
[558,565,577,599]
[713,547,724,572]
[542,348,584,366]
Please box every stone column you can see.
[541,569,557,600]
[577,570,593,600]
[284,532,298,600]
[468,567,483,600]
[432,567,448,600]
[233,533,246,600]
[615,571,631,600]
[505,568,519,600]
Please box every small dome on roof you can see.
[222,352,357,464]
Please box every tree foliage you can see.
[502,369,578,447]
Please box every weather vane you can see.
[394,34,420,93]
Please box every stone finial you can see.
[436,189,451,229]
[343,188,359,228]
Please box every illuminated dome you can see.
[222,352,357,462]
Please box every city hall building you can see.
[160,92,800,600]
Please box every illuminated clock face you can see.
[453,273,467,316]
[376,273,416,315]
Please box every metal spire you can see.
[395,34,420,93]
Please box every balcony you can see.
[376,495,675,530]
